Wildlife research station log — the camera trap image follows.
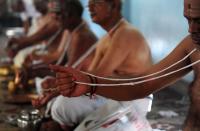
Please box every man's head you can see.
[48,0,62,14]
[60,0,83,29]
[11,0,25,13]
[88,0,122,24]
[34,0,48,15]
[184,0,200,44]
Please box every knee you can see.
[51,96,70,125]
[51,96,77,126]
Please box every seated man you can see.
[51,0,200,130]
[10,0,41,34]
[42,0,153,130]
[23,0,97,81]
[32,0,97,130]
[7,0,63,68]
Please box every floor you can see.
[147,83,189,131]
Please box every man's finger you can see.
[56,72,73,79]
[56,78,74,86]
[60,88,75,97]
[58,83,75,92]
[49,65,69,73]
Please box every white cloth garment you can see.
[20,0,41,22]
[51,95,153,128]
[51,95,107,126]
[13,44,45,68]
[75,100,153,131]
[47,18,154,129]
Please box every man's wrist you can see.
[85,75,92,94]
[86,75,97,99]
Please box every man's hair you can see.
[11,0,25,12]
[11,0,22,5]
[105,0,122,11]
[34,0,49,14]
[62,0,83,18]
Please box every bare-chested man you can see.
[45,0,153,130]
[14,0,97,89]
[7,0,63,68]
[10,0,41,34]
[51,0,200,130]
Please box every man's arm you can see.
[32,30,70,64]
[93,37,193,100]
[67,32,97,66]
[16,21,61,50]
[23,19,30,35]
[51,36,193,101]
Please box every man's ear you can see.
[108,4,112,12]
[111,0,120,11]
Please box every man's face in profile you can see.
[88,0,112,24]
[184,0,200,45]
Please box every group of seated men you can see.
[5,0,200,131]
[6,0,154,130]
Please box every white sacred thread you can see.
[75,59,200,87]
[71,18,125,68]
[42,18,125,93]
[42,22,85,93]
[80,48,197,81]
[56,22,85,65]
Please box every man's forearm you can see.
[94,78,148,101]
[17,24,60,50]
[94,67,191,101]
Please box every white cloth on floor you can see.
[20,0,41,22]
[13,44,45,68]
[75,99,152,131]
[122,94,153,117]
[51,95,107,127]
[50,94,153,128]
[35,77,44,95]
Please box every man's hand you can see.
[6,38,21,58]
[32,95,51,108]
[32,77,58,108]
[7,37,19,48]
[14,67,28,88]
[27,52,41,61]
[49,65,91,97]
[7,48,18,58]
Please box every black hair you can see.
[105,0,122,11]
[34,0,49,15]
[63,0,83,18]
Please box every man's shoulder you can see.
[112,24,145,46]
[115,23,142,39]
[180,35,197,51]
[73,27,98,46]
[75,27,97,40]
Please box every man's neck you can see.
[101,14,122,32]
[68,18,82,32]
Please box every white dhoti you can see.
[51,95,107,127]
[13,44,44,68]
[125,94,153,117]
[75,99,153,131]
[50,94,153,129]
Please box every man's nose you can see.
[189,21,198,33]
[88,4,94,12]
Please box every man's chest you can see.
[190,50,200,75]
[97,36,113,55]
